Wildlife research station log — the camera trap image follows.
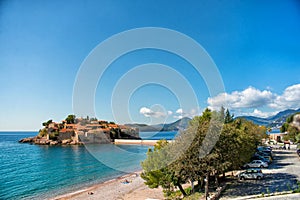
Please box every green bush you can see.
[49,132,59,140]
[38,128,47,137]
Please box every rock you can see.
[34,138,52,145]
[61,139,71,145]
[19,137,35,143]
[50,141,58,145]
[70,141,76,145]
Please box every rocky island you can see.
[19,115,140,145]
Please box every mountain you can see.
[125,117,191,132]
[127,108,300,132]
[160,117,191,131]
[238,108,300,128]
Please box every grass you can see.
[293,181,300,193]
[182,192,203,199]
[166,186,205,200]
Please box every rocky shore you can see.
[19,116,141,146]
[19,137,83,145]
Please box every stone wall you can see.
[58,132,75,141]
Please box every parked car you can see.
[243,160,268,168]
[257,149,274,159]
[252,155,271,164]
[255,152,272,162]
[258,146,272,151]
[238,168,264,180]
[297,149,300,156]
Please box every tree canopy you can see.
[281,113,300,143]
[42,119,52,127]
[65,114,76,124]
[141,108,267,199]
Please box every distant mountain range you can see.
[237,108,300,128]
[126,108,300,132]
[125,117,191,132]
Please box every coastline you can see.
[114,139,161,145]
[52,171,163,200]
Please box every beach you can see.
[53,171,164,200]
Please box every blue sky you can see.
[1,0,300,130]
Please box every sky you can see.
[1,0,300,130]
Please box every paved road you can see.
[220,150,300,200]
[258,193,300,200]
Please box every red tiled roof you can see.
[119,125,128,129]
[59,128,74,133]
[108,124,119,128]
[66,124,77,127]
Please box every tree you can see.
[280,113,300,143]
[42,119,52,127]
[141,108,266,199]
[224,109,234,123]
[65,114,76,124]
[141,140,184,197]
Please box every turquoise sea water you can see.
[0,131,176,200]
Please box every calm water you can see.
[0,131,176,200]
[140,131,178,140]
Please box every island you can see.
[19,115,140,145]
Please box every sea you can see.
[0,131,177,200]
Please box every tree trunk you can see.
[205,173,209,200]
[223,172,225,179]
[177,183,187,197]
[198,178,204,190]
[215,171,219,187]
[191,179,194,194]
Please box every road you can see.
[220,149,300,200]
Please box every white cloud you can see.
[207,84,300,116]
[173,107,200,119]
[176,108,183,114]
[140,107,152,117]
[270,84,300,110]
[247,109,277,118]
[173,115,183,119]
[207,86,274,110]
[167,111,173,115]
[139,107,166,118]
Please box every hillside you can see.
[238,108,300,128]
[125,117,191,132]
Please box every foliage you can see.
[141,140,180,196]
[293,181,300,193]
[90,117,98,121]
[141,108,266,198]
[38,128,48,137]
[182,192,202,200]
[280,113,300,143]
[42,119,52,127]
[49,131,59,140]
[280,123,289,133]
[65,114,76,124]
[224,108,234,123]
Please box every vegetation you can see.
[42,119,53,128]
[65,114,76,124]
[280,113,300,143]
[141,108,267,199]
[49,131,59,140]
[38,128,48,137]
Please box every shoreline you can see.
[52,170,163,200]
[52,171,141,199]
[114,139,161,145]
